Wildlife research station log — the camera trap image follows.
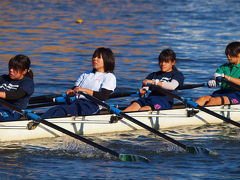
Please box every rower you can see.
[196,41,240,106]
[41,47,116,119]
[110,48,184,123]
[0,55,34,121]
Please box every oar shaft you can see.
[178,83,207,90]
[0,99,23,114]
[150,84,183,102]
[110,91,137,98]
[119,111,186,149]
[27,102,64,109]
[29,83,206,105]
[196,105,240,127]
[80,91,216,154]
[29,92,137,105]
[29,94,61,104]
[38,118,119,157]
[80,91,187,150]
[150,84,240,128]
[0,99,120,158]
[222,78,240,90]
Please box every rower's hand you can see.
[214,73,225,79]
[73,87,85,97]
[214,73,225,83]
[207,80,216,88]
[66,89,75,97]
[139,88,147,97]
[74,87,93,97]
[142,79,152,86]
[214,73,224,86]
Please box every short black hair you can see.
[8,54,33,79]
[158,49,176,63]
[158,49,177,71]
[225,41,240,57]
[9,54,30,70]
[92,47,115,73]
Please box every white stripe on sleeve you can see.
[161,79,179,90]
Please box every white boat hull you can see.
[0,104,239,142]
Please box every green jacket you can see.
[216,63,240,90]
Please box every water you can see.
[0,0,240,179]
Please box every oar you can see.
[221,78,240,90]
[149,84,240,128]
[178,83,207,90]
[110,83,207,98]
[110,83,207,97]
[78,91,212,154]
[27,92,140,109]
[27,102,64,109]
[29,94,61,104]
[29,92,139,105]
[0,99,149,162]
[28,83,207,105]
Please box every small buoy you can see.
[76,19,83,24]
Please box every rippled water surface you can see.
[0,0,240,179]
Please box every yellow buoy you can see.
[76,19,83,24]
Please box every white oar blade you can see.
[119,154,150,162]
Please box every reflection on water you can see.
[1,0,238,97]
[0,0,240,179]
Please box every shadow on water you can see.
[0,124,239,178]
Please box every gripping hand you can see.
[214,73,224,85]
[214,73,224,80]
[207,80,216,88]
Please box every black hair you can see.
[92,47,115,73]
[8,54,33,79]
[158,49,177,70]
[225,41,240,57]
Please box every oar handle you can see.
[29,94,61,104]
[29,83,207,105]
[110,91,139,98]
[29,91,139,105]
[27,102,64,109]
[178,83,207,90]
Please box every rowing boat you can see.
[0,103,239,142]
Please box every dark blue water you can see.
[0,0,240,179]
